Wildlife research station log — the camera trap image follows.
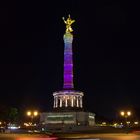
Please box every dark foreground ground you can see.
[1,133,140,140]
[1,127,140,140]
[0,133,57,140]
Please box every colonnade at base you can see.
[53,91,84,109]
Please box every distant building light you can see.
[102,122,106,125]
[113,123,117,126]
[24,123,30,126]
[48,114,73,118]
[126,121,130,124]
[89,116,94,119]
[134,121,139,125]
[8,126,20,130]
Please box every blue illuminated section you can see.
[63,33,74,89]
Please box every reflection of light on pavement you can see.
[77,139,100,140]
[16,138,58,140]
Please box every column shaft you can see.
[76,96,79,107]
[60,98,62,107]
[80,96,82,108]
[56,96,58,107]
[63,33,74,89]
[65,99,68,107]
[53,97,56,108]
[71,96,74,107]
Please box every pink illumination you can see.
[63,33,74,89]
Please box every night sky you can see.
[0,1,140,119]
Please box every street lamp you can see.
[26,111,38,127]
[120,111,125,116]
[120,111,131,117]
[127,111,131,116]
[120,111,131,127]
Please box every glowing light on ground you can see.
[16,138,58,140]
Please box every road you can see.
[0,134,58,140]
[60,133,140,140]
[0,133,140,140]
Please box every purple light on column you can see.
[63,33,74,89]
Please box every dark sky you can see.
[0,1,140,119]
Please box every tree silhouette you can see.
[8,107,19,123]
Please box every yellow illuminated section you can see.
[62,14,75,33]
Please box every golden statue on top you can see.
[62,15,75,33]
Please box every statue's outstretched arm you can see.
[72,20,75,24]
[62,17,67,24]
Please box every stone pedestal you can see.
[40,111,95,132]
